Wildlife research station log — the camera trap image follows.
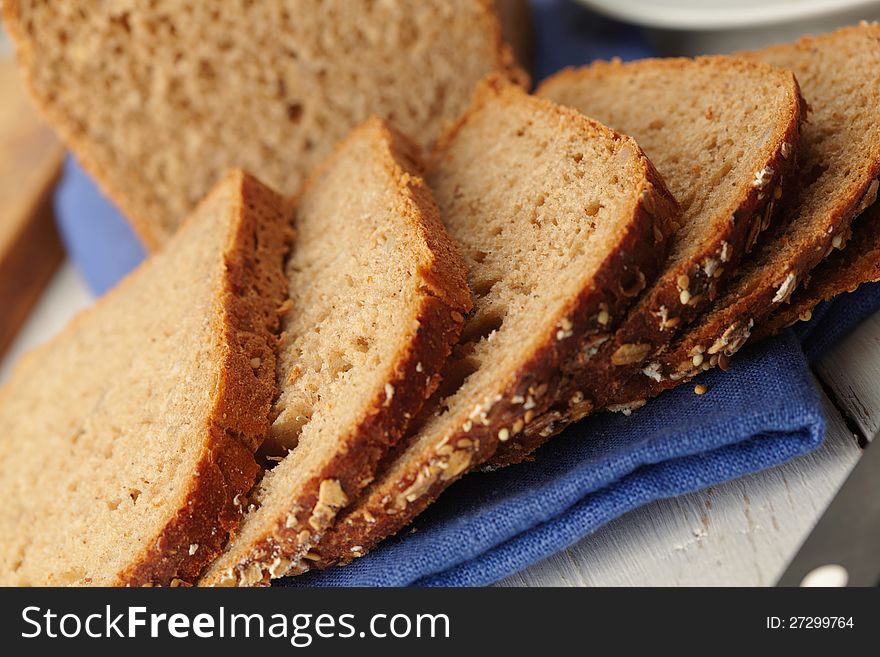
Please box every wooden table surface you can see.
[0,261,875,587]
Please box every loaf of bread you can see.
[294,76,679,570]
[3,0,523,249]
[0,171,291,586]
[607,23,880,404]
[199,119,470,586]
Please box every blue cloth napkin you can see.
[293,332,826,587]
[55,156,146,295]
[51,0,879,586]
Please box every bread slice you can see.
[198,119,471,586]
[0,171,290,586]
[294,77,679,571]
[4,0,523,249]
[485,56,804,466]
[607,24,880,404]
[535,57,803,403]
[754,192,880,339]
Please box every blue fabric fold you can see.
[50,0,878,587]
[55,155,146,296]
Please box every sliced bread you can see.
[754,193,880,339]
[295,77,679,570]
[487,56,804,466]
[608,24,880,403]
[0,171,291,586]
[4,0,523,249]
[535,57,803,404]
[199,119,471,586]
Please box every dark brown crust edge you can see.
[487,172,680,468]
[203,296,465,586]
[753,190,880,340]
[297,90,681,569]
[118,171,293,586]
[608,25,880,402]
[613,161,880,406]
[199,124,472,586]
[489,86,805,466]
[485,61,805,467]
[532,58,805,412]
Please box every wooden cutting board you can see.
[0,54,65,359]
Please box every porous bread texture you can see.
[610,23,880,403]
[754,193,880,339]
[535,56,803,407]
[0,171,291,586]
[199,119,471,587]
[297,77,679,570]
[4,0,523,249]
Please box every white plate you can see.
[575,0,880,30]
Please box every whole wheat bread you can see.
[488,55,804,466]
[754,194,880,339]
[199,119,470,586]
[295,77,679,571]
[537,58,802,401]
[4,0,523,249]
[609,24,880,403]
[0,171,290,586]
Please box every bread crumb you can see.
[694,384,708,395]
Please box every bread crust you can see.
[610,181,880,405]
[121,171,293,585]
[754,192,880,340]
[3,0,525,250]
[600,26,880,405]
[612,172,880,404]
[486,57,805,466]
[0,171,291,586]
[199,121,471,586]
[533,57,805,408]
[295,79,680,570]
